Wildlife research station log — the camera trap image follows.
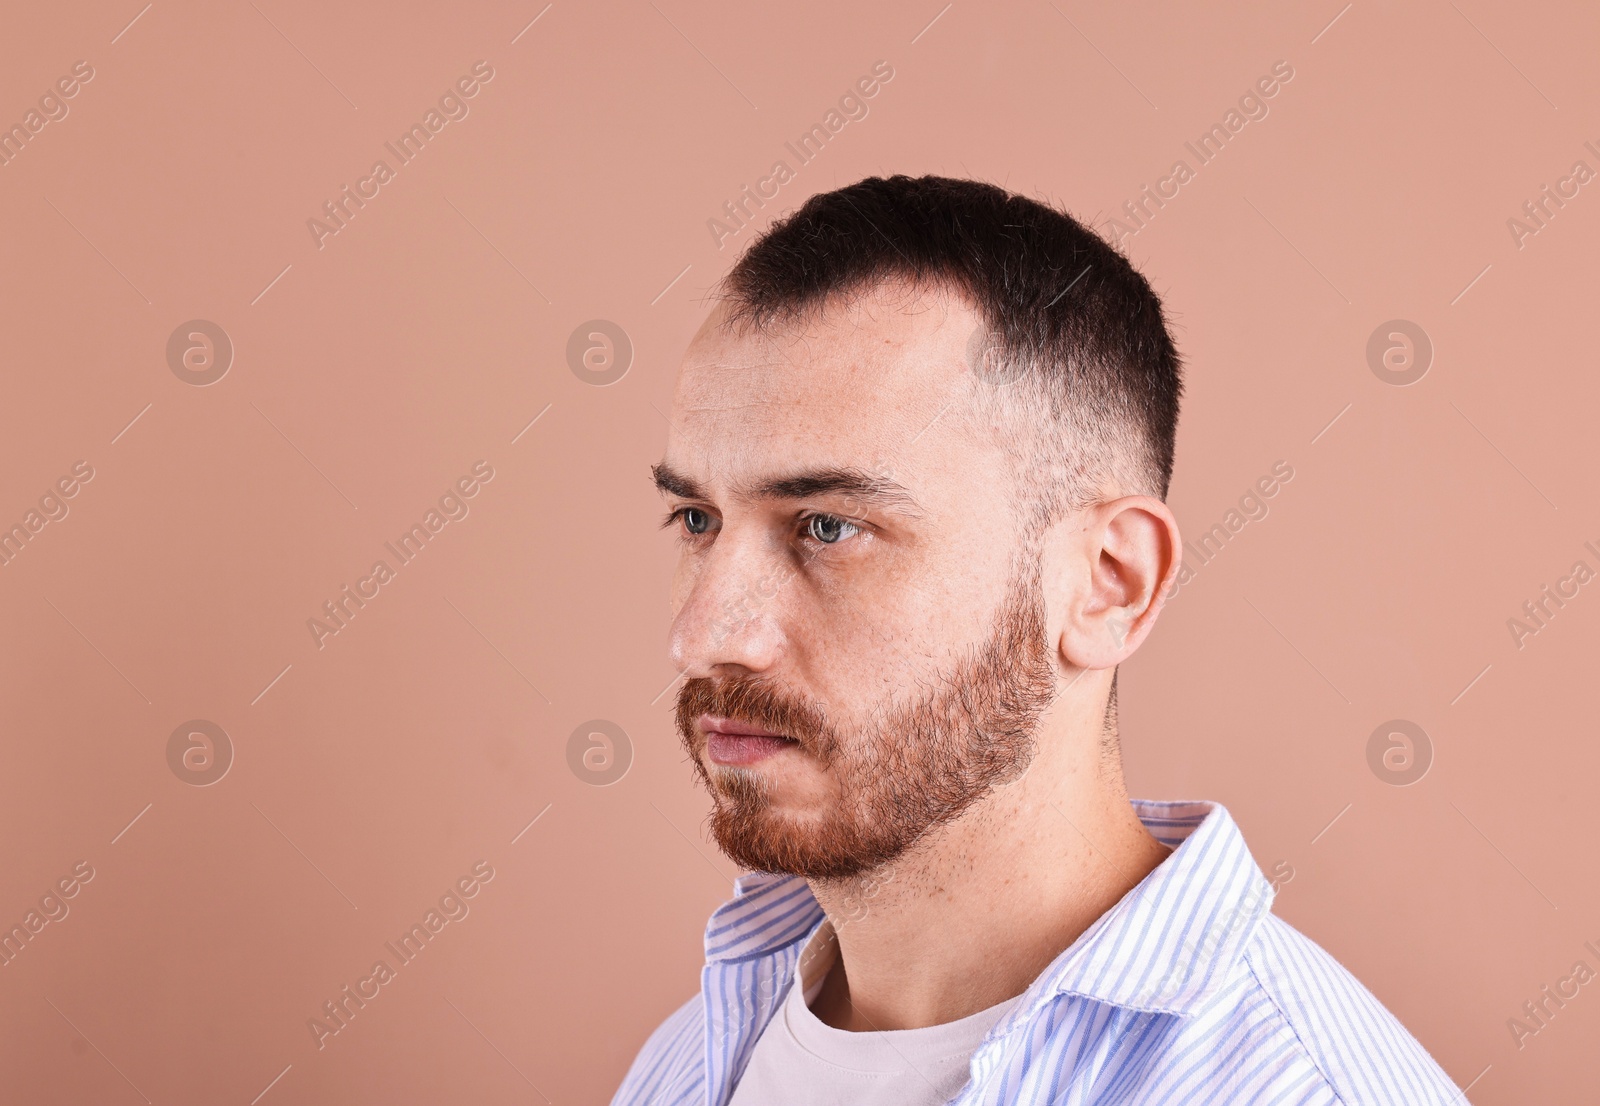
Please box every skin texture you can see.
[657,281,1183,1032]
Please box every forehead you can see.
[666,285,998,489]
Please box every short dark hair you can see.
[715,174,1183,531]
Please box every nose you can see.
[668,532,789,679]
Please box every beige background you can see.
[1,0,1596,1102]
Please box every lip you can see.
[699,714,798,766]
[698,714,786,738]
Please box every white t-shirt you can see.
[728,918,1022,1105]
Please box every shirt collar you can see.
[701,799,1273,1020]
[1028,799,1274,1016]
[703,869,825,963]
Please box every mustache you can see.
[675,675,835,754]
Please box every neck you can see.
[803,715,1170,1032]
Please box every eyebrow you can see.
[651,461,925,518]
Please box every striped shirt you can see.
[611,800,1467,1105]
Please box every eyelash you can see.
[659,507,862,550]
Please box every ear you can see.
[1054,496,1181,671]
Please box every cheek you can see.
[840,601,908,659]
[802,587,926,691]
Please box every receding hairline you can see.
[709,270,975,341]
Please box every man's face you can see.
[658,286,1062,881]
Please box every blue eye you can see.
[806,514,859,545]
[662,507,860,549]
[661,506,717,538]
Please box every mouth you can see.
[699,714,801,766]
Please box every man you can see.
[615,175,1464,1104]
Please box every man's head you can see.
[655,175,1184,882]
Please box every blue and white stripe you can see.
[612,800,1467,1105]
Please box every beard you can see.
[673,550,1059,881]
